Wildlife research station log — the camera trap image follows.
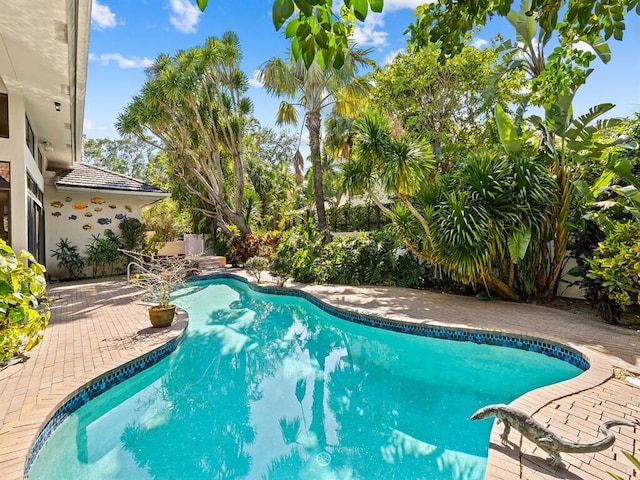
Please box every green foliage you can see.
[259,47,374,237]
[50,238,85,280]
[83,135,156,182]
[272,228,323,284]
[142,198,192,249]
[586,220,640,316]
[269,255,293,287]
[84,230,124,278]
[244,125,300,230]
[326,202,391,232]
[0,240,49,363]
[226,232,282,267]
[117,33,253,237]
[371,44,524,166]
[273,229,430,288]
[245,256,270,284]
[119,217,147,252]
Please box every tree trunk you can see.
[484,272,521,302]
[306,110,330,242]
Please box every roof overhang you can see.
[54,185,170,207]
[0,0,91,168]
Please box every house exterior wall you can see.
[44,188,143,279]
[0,91,47,255]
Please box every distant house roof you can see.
[55,163,167,195]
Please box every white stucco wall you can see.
[44,188,143,279]
[0,92,28,253]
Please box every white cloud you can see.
[169,0,202,34]
[352,13,388,48]
[384,0,427,11]
[91,0,117,30]
[472,37,488,49]
[382,48,404,65]
[248,70,263,89]
[90,53,154,69]
[83,119,107,132]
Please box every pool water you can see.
[28,279,582,479]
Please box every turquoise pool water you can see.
[28,278,582,479]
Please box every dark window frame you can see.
[0,93,8,139]
[25,114,35,157]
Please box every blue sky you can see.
[85,0,640,140]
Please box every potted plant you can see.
[122,250,196,328]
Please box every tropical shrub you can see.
[226,231,282,266]
[85,230,124,277]
[272,229,430,288]
[0,240,49,363]
[245,256,270,284]
[586,221,640,322]
[119,217,147,251]
[272,229,323,284]
[567,222,620,322]
[50,238,85,280]
[269,256,293,287]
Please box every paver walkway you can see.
[0,273,638,479]
[0,278,187,480]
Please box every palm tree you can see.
[259,48,374,240]
[117,32,253,237]
[343,111,436,253]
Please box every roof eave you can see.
[69,0,91,165]
[54,185,169,198]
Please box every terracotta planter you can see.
[148,305,176,328]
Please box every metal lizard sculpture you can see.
[471,403,637,466]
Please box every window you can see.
[27,174,44,262]
[0,93,8,138]
[37,147,44,172]
[26,115,35,157]
[0,161,10,243]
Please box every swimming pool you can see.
[28,277,584,479]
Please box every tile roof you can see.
[55,163,167,194]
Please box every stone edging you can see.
[24,273,599,478]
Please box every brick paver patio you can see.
[0,273,638,479]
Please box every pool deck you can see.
[0,273,638,479]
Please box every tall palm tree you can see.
[117,32,253,237]
[259,48,374,240]
[343,111,436,252]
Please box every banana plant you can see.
[494,92,629,299]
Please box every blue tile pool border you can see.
[195,272,590,372]
[24,272,590,477]
[24,334,184,478]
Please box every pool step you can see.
[197,256,227,269]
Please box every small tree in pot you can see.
[122,250,197,327]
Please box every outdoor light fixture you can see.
[54,102,61,111]
[41,141,53,152]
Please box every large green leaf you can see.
[294,0,313,15]
[612,158,640,188]
[495,104,521,154]
[273,0,295,30]
[506,8,537,45]
[370,0,384,13]
[508,228,531,264]
[353,0,369,21]
[564,103,614,141]
[591,170,615,198]
[584,35,611,63]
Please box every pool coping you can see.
[20,272,635,479]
